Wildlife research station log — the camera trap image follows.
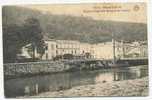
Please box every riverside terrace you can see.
[4,57,148,79]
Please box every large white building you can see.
[93,42,114,59]
[19,39,148,60]
[42,39,148,60]
[42,39,95,60]
[42,39,81,59]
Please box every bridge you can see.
[64,57,148,71]
[115,40,148,59]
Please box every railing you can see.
[4,61,69,78]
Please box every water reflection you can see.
[113,67,148,81]
[4,65,148,97]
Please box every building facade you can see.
[42,39,82,60]
[20,39,148,60]
[42,39,96,60]
[42,39,148,60]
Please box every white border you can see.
[0,0,151,100]
[0,0,148,5]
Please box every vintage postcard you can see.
[2,2,148,98]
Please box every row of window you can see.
[56,44,80,49]
[45,50,93,59]
[56,49,77,55]
[46,44,83,50]
[46,44,80,50]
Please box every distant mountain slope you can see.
[2,6,147,43]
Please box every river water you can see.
[4,65,148,98]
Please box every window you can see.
[56,50,58,55]
[82,50,85,54]
[75,50,77,54]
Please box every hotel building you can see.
[20,39,148,60]
[42,39,148,60]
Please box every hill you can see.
[2,6,147,43]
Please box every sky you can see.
[22,3,147,23]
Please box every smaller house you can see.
[17,44,41,60]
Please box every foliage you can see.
[3,24,24,63]
[2,6,147,43]
[3,17,45,63]
[22,17,45,58]
[63,54,74,59]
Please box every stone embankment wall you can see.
[4,61,70,77]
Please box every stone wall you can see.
[4,61,70,77]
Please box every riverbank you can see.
[4,61,71,79]
[29,76,148,97]
[4,58,148,79]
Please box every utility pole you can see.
[112,33,116,63]
[121,40,125,58]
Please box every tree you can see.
[63,54,73,59]
[22,17,45,60]
[3,17,45,63]
[3,24,24,63]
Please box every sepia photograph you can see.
[2,2,148,98]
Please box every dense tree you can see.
[3,18,45,63]
[22,17,45,59]
[3,24,24,63]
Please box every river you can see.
[4,65,148,98]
